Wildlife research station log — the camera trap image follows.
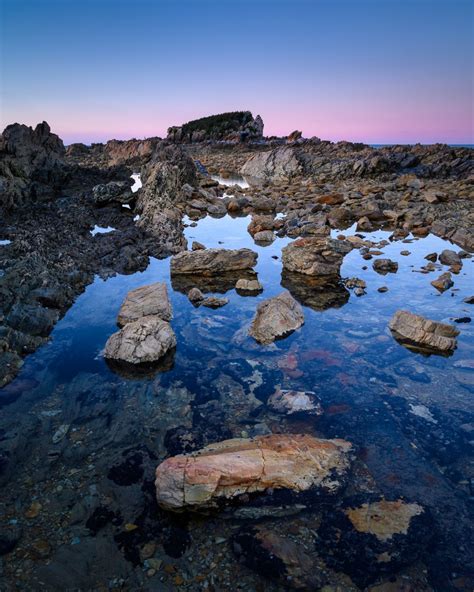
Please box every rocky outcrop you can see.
[0,121,66,210]
[249,291,304,344]
[241,146,302,181]
[104,315,176,364]
[171,248,257,275]
[389,310,459,355]
[154,434,352,511]
[167,111,264,143]
[282,237,352,276]
[117,282,172,327]
[135,144,197,253]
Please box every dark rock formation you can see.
[0,121,66,210]
[167,111,264,143]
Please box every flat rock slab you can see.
[282,237,352,276]
[170,248,257,275]
[117,282,172,327]
[105,315,176,364]
[389,310,459,355]
[249,291,304,344]
[155,434,352,511]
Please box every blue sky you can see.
[1,0,472,144]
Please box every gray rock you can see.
[104,315,176,364]
[372,258,398,274]
[389,310,459,355]
[249,291,304,344]
[439,249,462,267]
[92,181,133,205]
[235,278,263,292]
[116,282,172,327]
[241,146,302,181]
[282,237,352,276]
[171,248,257,275]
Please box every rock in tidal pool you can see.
[268,388,323,416]
[249,291,304,344]
[430,271,453,292]
[318,497,433,588]
[104,315,176,364]
[372,258,398,274]
[281,237,352,276]
[235,278,263,293]
[170,248,257,275]
[389,310,459,355]
[154,434,352,511]
[117,282,172,327]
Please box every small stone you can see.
[378,286,388,293]
[191,241,206,251]
[188,287,204,304]
[235,278,263,292]
[431,272,453,293]
[25,501,42,519]
[124,523,138,532]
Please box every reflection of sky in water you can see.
[90,225,116,236]
[211,173,250,189]
[0,239,12,245]
[4,213,471,396]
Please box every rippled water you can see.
[1,208,473,589]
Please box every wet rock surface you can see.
[117,282,172,327]
[282,237,352,276]
[171,247,257,275]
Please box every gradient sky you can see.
[1,0,472,144]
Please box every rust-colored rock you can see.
[155,434,352,511]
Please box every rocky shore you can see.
[0,115,473,591]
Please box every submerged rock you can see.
[281,271,350,311]
[318,497,433,588]
[281,237,352,276]
[389,310,459,355]
[104,315,176,364]
[171,248,257,275]
[117,282,172,327]
[268,388,323,416]
[232,526,323,590]
[249,291,304,344]
[155,434,352,511]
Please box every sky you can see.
[0,0,472,145]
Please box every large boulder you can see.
[135,144,197,253]
[241,146,302,181]
[171,248,257,275]
[104,315,176,364]
[116,282,172,327]
[389,310,459,355]
[249,291,304,344]
[0,121,66,210]
[154,434,353,511]
[282,237,352,276]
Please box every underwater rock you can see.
[268,388,323,416]
[232,526,322,590]
[104,315,176,364]
[281,237,352,276]
[170,247,257,275]
[249,291,304,344]
[318,497,433,588]
[155,434,352,511]
[117,282,172,327]
[389,310,459,355]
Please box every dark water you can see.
[0,208,473,589]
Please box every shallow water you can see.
[1,211,473,589]
[90,225,116,236]
[210,173,250,189]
